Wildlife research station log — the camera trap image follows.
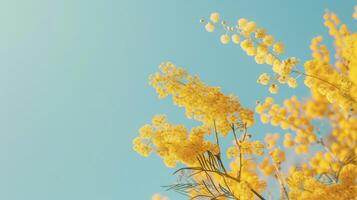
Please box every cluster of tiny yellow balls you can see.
[133,115,219,167]
[135,6,357,200]
[150,62,254,135]
[202,12,301,95]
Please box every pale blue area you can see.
[1,0,355,199]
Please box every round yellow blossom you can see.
[231,34,240,44]
[269,84,279,94]
[255,28,267,38]
[280,121,289,129]
[270,148,286,163]
[205,22,215,32]
[283,139,294,148]
[273,42,284,54]
[307,134,317,143]
[265,54,275,65]
[295,145,308,154]
[262,165,275,176]
[255,55,265,64]
[278,75,288,84]
[238,18,248,28]
[265,133,279,149]
[245,21,257,34]
[257,44,268,56]
[283,133,295,148]
[240,39,253,49]
[257,73,271,85]
[265,97,274,104]
[220,34,230,44]
[246,47,257,56]
[287,77,298,88]
[263,35,274,46]
[210,12,220,23]
[260,114,270,124]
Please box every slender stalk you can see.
[231,123,247,181]
[271,161,290,200]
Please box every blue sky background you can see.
[1,0,356,199]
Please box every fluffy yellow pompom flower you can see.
[220,34,230,44]
[263,35,274,46]
[205,22,215,32]
[244,21,257,34]
[232,34,240,44]
[265,133,279,149]
[210,12,220,23]
[255,55,265,64]
[295,145,308,154]
[260,114,270,124]
[257,44,268,56]
[269,84,279,94]
[238,18,248,28]
[287,77,298,88]
[273,42,284,54]
[283,133,295,148]
[270,148,286,164]
[255,28,267,38]
[257,73,271,85]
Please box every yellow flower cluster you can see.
[228,158,267,199]
[309,151,338,174]
[344,33,357,79]
[288,164,357,200]
[264,133,279,149]
[304,58,357,113]
[150,62,254,135]
[259,134,286,177]
[226,140,264,158]
[329,116,357,164]
[256,97,317,154]
[323,11,350,72]
[342,33,357,103]
[303,90,331,119]
[133,115,218,167]
[270,148,286,164]
[134,6,357,200]
[310,36,330,63]
[302,11,357,113]
[202,13,301,94]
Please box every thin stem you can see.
[271,161,290,200]
[213,120,220,150]
[231,123,248,181]
[231,125,242,181]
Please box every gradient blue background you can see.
[2,0,355,199]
